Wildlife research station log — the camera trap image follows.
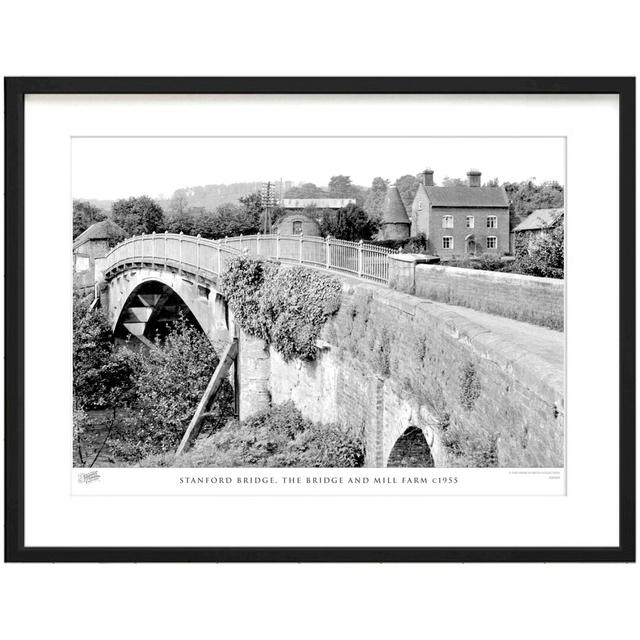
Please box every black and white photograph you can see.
[72,136,565,473]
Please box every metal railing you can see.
[102,232,398,284]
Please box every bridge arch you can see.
[105,266,232,351]
[387,426,435,468]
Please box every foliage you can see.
[440,422,499,467]
[138,402,365,468]
[502,179,564,228]
[514,224,564,278]
[459,362,481,410]
[73,293,133,410]
[363,176,389,222]
[318,203,378,241]
[111,195,166,236]
[221,256,342,361]
[283,182,328,199]
[122,316,234,456]
[73,199,107,238]
[394,174,420,211]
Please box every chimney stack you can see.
[467,169,481,187]
[418,168,434,187]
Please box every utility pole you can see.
[260,181,277,234]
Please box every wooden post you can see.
[176,338,239,456]
[256,232,261,256]
[326,236,331,269]
[358,239,364,277]
[151,231,156,263]
[299,233,303,264]
[179,231,183,272]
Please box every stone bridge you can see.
[95,232,564,468]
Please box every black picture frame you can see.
[4,77,635,563]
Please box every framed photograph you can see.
[4,77,635,562]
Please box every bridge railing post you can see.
[196,234,201,280]
[299,233,303,264]
[164,230,168,269]
[276,233,280,260]
[217,242,222,276]
[179,231,183,273]
[326,236,331,269]
[151,231,156,264]
[358,239,364,278]
[256,232,260,256]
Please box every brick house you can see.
[410,169,510,256]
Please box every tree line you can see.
[73,174,564,244]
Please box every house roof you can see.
[424,185,509,208]
[276,212,318,224]
[282,198,356,209]
[382,186,410,225]
[513,208,564,232]
[73,219,126,249]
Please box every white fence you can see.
[103,232,398,284]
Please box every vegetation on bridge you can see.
[221,255,342,362]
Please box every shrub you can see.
[137,402,365,468]
[222,256,342,361]
[514,225,564,278]
[73,293,133,410]
[123,316,234,455]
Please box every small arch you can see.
[387,426,435,467]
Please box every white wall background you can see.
[1,1,637,639]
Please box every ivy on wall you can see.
[221,256,342,361]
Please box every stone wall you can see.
[390,256,564,330]
[269,281,563,468]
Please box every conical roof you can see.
[382,185,410,224]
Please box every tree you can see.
[440,176,466,187]
[502,180,564,228]
[363,177,389,222]
[73,293,133,410]
[328,175,354,198]
[73,200,107,238]
[394,174,420,210]
[111,196,165,236]
[318,203,378,241]
[168,191,189,217]
[283,182,327,199]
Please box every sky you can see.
[72,136,565,200]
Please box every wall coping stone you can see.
[416,262,564,287]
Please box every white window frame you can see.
[487,215,497,228]
[442,236,454,250]
[442,215,454,229]
[466,215,474,228]
[486,236,497,249]
[292,220,303,234]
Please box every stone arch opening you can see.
[387,426,434,467]
[113,279,205,349]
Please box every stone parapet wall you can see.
[390,256,564,330]
[269,281,564,468]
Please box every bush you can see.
[514,225,564,278]
[222,256,342,361]
[73,293,133,410]
[138,402,365,468]
[123,316,234,455]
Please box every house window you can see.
[292,220,303,234]
[487,216,497,228]
[417,200,423,211]
[487,236,497,249]
[442,215,454,229]
[442,236,453,250]
[466,215,474,228]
